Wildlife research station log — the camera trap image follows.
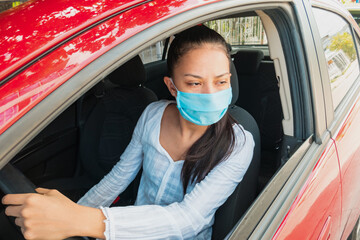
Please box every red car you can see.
[0,0,360,239]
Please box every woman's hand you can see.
[2,188,105,240]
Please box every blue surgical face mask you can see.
[170,78,232,126]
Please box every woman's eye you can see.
[188,82,201,86]
[218,80,228,85]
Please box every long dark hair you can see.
[167,25,240,193]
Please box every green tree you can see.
[328,32,356,61]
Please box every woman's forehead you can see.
[175,47,230,76]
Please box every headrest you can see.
[233,49,264,75]
[230,61,239,105]
[107,55,146,88]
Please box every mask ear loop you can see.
[169,78,179,94]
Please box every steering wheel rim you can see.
[0,163,37,195]
[0,163,87,240]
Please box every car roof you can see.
[0,0,148,82]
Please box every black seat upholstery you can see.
[81,56,157,180]
[234,49,264,122]
[144,60,172,100]
[233,50,283,172]
[41,56,157,203]
[257,61,283,151]
[212,62,261,240]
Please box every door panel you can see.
[332,97,360,239]
[273,140,342,240]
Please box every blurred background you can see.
[0,0,25,12]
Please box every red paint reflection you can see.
[0,0,147,80]
[272,140,342,240]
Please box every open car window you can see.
[205,16,268,46]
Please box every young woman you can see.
[2,25,254,240]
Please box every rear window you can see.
[347,8,360,26]
[140,16,268,64]
[204,16,268,46]
[312,7,360,109]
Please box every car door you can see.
[311,3,360,239]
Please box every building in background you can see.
[0,0,25,12]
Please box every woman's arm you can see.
[2,188,106,239]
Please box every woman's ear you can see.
[164,76,177,98]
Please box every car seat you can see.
[233,49,283,172]
[40,56,157,203]
[233,49,265,123]
[211,61,261,240]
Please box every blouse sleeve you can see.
[100,127,255,240]
[77,103,150,208]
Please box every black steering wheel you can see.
[0,163,86,240]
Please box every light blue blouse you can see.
[77,100,254,240]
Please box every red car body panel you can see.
[0,0,219,135]
[273,97,360,240]
[333,96,360,239]
[272,140,342,240]
[0,0,148,81]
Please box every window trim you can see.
[264,8,313,140]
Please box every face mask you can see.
[170,78,232,126]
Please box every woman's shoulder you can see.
[140,100,174,120]
[230,123,255,159]
[135,100,175,136]
[232,124,254,145]
[144,100,174,114]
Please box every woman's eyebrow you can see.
[184,72,230,79]
[215,72,231,78]
[184,73,202,79]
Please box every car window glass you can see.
[347,8,360,27]
[204,16,268,46]
[312,7,360,109]
[355,31,360,59]
[352,13,360,27]
[139,40,165,64]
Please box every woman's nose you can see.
[202,83,216,94]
